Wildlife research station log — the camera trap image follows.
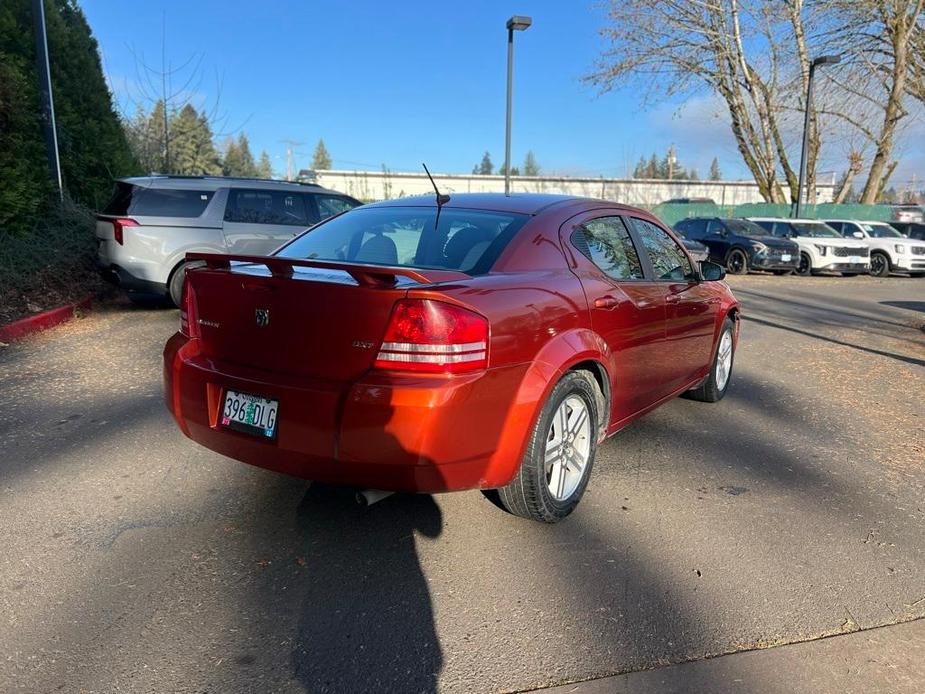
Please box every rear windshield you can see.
[278,206,529,274]
[101,182,213,218]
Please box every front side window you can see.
[571,216,644,281]
[279,206,527,274]
[315,195,360,221]
[862,223,902,238]
[706,219,726,236]
[631,218,694,281]
[225,189,310,226]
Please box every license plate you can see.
[849,256,863,264]
[781,253,791,262]
[221,390,278,438]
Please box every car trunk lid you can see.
[184,253,469,381]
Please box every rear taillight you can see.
[178,276,199,338]
[111,217,138,245]
[374,299,488,374]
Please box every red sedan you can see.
[163,194,739,522]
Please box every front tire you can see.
[796,252,813,276]
[869,252,890,278]
[726,248,749,275]
[687,317,736,403]
[497,371,599,523]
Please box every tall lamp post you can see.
[794,54,840,218]
[504,15,531,196]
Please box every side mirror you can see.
[852,231,864,239]
[700,260,726,281]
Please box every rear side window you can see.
[681,218,707,239]
[571,217,644,280]
[102,184,213,217]
[225,189,311,226]
[315,195,360,221]
[278,206,528,274]
[631,218,694,281]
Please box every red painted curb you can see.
[0,296,92,343]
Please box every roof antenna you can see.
[422,163,450,205]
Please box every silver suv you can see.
[96,175,361,305]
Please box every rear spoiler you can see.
[185,253,470,288]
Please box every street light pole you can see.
[795,54,840,218]
[31,0,63,201]
[504,15,531,196]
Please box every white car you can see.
[824,220,925,278]
[96,176,362,305]
[747,218,870,276]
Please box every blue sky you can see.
[80,1,786,180]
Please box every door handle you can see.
[666,293,682,304]
[594,295,619,309]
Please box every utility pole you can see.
[667,145,676,181]
[31,0,63,200]
[279,139,304,181]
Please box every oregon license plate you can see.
[221,390,278,438]
[781,253,791,262]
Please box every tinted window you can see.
[572,217,644,281]
[102,184,213,218]
[751,220,775,234]
[225,189,310,226]
[681,219,707,240]
[279,206,528,274]
[706,219,725,235]
[724,219,767,237]
[315,195,360,221]
[826,221,844,233]
[632,218,694,281]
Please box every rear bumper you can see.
[163,334,537,493]
[98,260,167,296]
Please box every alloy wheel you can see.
[715,330,733,391]
[544,395,591,501]
[727,250,747,275]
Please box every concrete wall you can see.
[313,169,836,207]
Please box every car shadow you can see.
[880,300,925,315]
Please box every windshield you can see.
[791,222,842,238]
[725,219,769,237]
[861,222,903,238]
[278,206,529,274]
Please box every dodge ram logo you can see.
[255,308,270,327]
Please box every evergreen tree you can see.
[499,163,520,176]
[256,150,273,179]
[709,157,722,181]
[0,0,138,227]
[170,104,221,175]
[478,151,494,175]
[633,157,648,178]
[312,139,332,170]
[647,154,659,178]
[222,133,257,176]
[523,150,540,176]
[688,168,700,181]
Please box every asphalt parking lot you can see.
[1,275,923,693]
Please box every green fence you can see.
[652,202,894,227]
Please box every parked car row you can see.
[672,216,925,277]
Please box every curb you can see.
[0,296,92,344]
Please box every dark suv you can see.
[673,217,800,275]
[890,221,925,241]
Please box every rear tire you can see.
[796,252,813,276]
[497,370,599,523]
[686,317,736,403]
[869,252,890,278]
[726,248,749,275]
[168,261,205,307]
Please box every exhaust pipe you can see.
[356,489,394,507]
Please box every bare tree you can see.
[587,0,825,203]
[822,0,925,202]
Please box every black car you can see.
[673,217,801,275]
[889,221,925,241]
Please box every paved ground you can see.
[0,275,923,693]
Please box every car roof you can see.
[364,193,649,217]
[747,217,828,223]
[117,175,343,194]
[825,219,892,224]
